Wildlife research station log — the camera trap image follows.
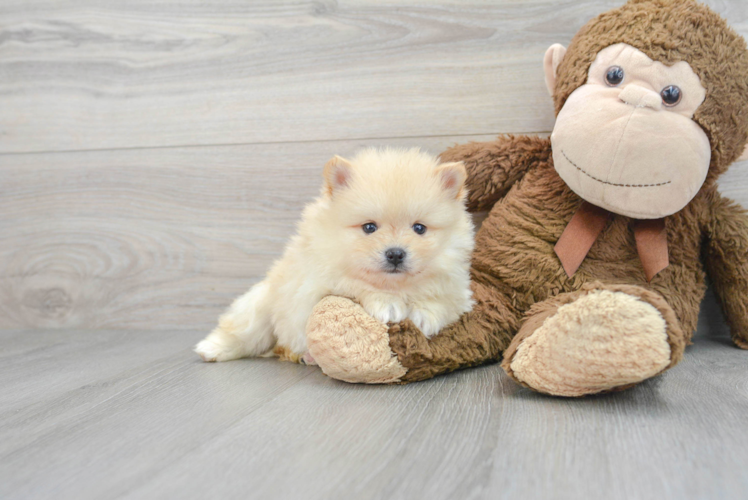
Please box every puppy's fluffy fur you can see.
[195,148,475,363]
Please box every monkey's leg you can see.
[501,282,687,397]
[306,280,522,384]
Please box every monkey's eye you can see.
[412,223,427,235]
[605,66,625,86]
[661,85,682,107]
[362,222,378,234]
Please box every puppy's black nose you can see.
[385,248,406,266]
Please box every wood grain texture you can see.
[1,0,745,153]
[0,327,746,500]
[0,135,499,330]
[2,0,747,330]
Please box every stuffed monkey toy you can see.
[305,0,748,396]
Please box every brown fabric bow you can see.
[554,201,669,282]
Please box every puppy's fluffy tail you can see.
[195,281,276,362]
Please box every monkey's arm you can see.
[439,135,551,212]
[389,315,502,383]
[389,279,519,383]
[704,194,748,349]
[306,279,519,383]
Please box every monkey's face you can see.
[550,43,711,219]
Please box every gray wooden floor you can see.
[2,291,747,500]
[2,1,748,499]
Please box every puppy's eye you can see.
[412,223,427,235]
[605,66,624,87]
[661,85,682,106]
[362,222,377,234]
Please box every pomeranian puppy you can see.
[195,148,475,364]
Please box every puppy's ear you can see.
[323,155,354,196]
[436,161,467,199]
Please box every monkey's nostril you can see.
[385,248,406,265]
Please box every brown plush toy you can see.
[305,0,748,396]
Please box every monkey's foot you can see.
[502,288,673,397]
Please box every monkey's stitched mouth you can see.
[560,150,671,188]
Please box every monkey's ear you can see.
[323,155,354,195]
[740,144,748,161]
[543,44,567,97]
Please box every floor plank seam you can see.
[0,131,554,157]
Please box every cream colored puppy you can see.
[195,148,475,364]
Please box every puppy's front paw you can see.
[409,309,444,338]
[363,299,409,325]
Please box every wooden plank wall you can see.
[1,0,747,331]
